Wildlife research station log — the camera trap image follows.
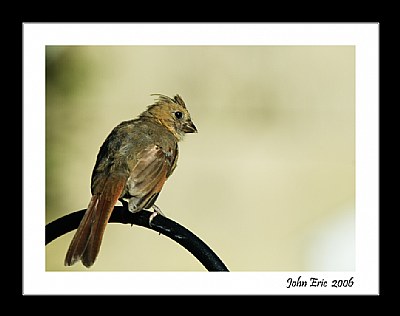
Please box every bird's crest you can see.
[150,94,187,109]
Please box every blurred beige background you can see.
[45,46,355,271]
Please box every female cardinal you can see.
[64,94,197,267]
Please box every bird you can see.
[64,94,197,268]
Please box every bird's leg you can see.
[153,204,166,217]
[149,204,165,226]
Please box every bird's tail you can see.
[64,175,125,268]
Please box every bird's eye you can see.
[174,111,183,119]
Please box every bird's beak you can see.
[182,121,198,133]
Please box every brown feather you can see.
[64,174,126,267]
[126,145,172,212]
[64,195,99,266]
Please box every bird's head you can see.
[142,94,197,141]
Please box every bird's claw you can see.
[149,205,165,227]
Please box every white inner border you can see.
[23,23,379,295]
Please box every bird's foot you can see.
[149,205,165,226]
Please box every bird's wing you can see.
[126,144,177,212]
